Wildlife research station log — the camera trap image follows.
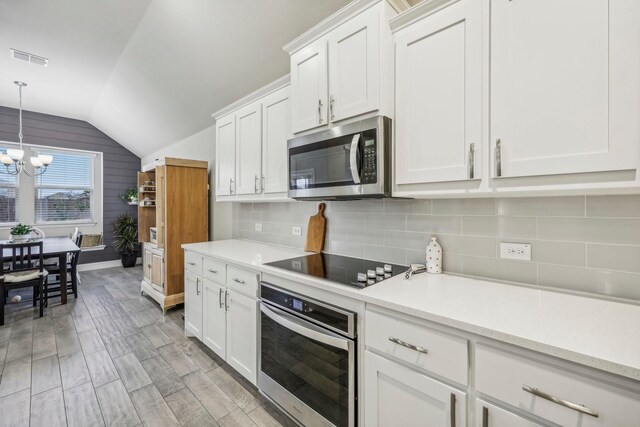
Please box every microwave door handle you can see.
[349,134,361,184]
[261,302,349,350]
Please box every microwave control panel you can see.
[362,139,377,184]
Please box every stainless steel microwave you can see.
[287,116,391,200]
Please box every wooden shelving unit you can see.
[137,157,208,313]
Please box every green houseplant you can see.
[113,214,138,267]
[10,223,33,242]
[119,187,138,205]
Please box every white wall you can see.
[141,125,232,241]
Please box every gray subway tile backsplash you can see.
[232,195,640,301]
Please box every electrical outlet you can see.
[254,223,262,232]
[500,243,532,261]
[292,226,302,236]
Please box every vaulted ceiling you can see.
[0,0,351,157]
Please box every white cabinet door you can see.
[364,350,466,427]
[328,5,380,123]
[202,279,226,359]
[290,39,328,133]
[184,272,202,339]
[261,86,290,194]
[491,0,640,177]
[476,400,545,427]
[215,114,236,196]
[235,102,262,195]
[226,289,258,385]
[151,252,163,294]
[143,249,152,283]
[395,0,481,184]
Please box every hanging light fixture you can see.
[0,81,53,176]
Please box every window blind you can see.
[34,150,95,223]
[0,147,19,224]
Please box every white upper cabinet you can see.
[214,78,291,202]
[395,0,481,185]
[286,1,393,134]
[262,86,291,194]
[215,114,236,196]
[235,102,262,195]
[328,5,380,123]
[290,39,328,133]
[491,0,640,178]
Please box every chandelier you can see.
[0,81,53,176]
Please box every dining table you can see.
[1,236,81,304]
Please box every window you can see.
[0,146,19,224]
[34,149,95,223]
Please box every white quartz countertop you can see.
[182,239,640,381]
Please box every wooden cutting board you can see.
[305,203,326,253]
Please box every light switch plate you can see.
[254,223,262,232]
[500,242,531,261]
[292,226,302,236]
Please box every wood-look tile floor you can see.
[0,266,296,427]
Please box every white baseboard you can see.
[78,257,142,272]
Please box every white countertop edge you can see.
[182,240,640,382]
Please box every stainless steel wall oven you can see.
[259,282,356,427]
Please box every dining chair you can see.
[0,241,48,325]
[44,234,82,301]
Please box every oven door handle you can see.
[349,134,361,184]
[261,303,349,351]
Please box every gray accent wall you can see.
[0,106,140,264]
[233,196,640,302]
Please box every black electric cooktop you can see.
[265,253,407,289]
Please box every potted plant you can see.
[10,223,33,242]
[119,187,138,205]
[113,214,138,268]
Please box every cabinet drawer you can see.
[202,258,226,284]
[226,265,259,298]
[184,251,202,275]
[476,344,640,427]
[365,309,468,385]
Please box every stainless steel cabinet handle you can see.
[196,278,200,295]
[468,143,475,179]
[318,99,323,124]
[207,268,218,274]
[329,95,335,120]
[388,337,428,354]
[261,175,265,192]
[495,139,502,177]
[225,290,229,311]
[522,385,599,418]
[218,288,224,308]
[232,278,246,285]
[229,178,234,194]
[147,264,152,269]
[186,261,196,266]
[450,393,456,427]
[482,406,488,427]
[254,175,259,193]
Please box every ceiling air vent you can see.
[9,48,48,67]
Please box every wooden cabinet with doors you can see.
[394,0,481,187]
[138,157,208,314]
[286,1,394,134]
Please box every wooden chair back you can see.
[1,241,44,274]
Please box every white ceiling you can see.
[0,0,351,157]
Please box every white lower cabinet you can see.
[226,289,258,384]
[202,278,226,358]
[365,350,466,427]
[476,400,544,427]
[184,272,202,339]
[184,250,259,385]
